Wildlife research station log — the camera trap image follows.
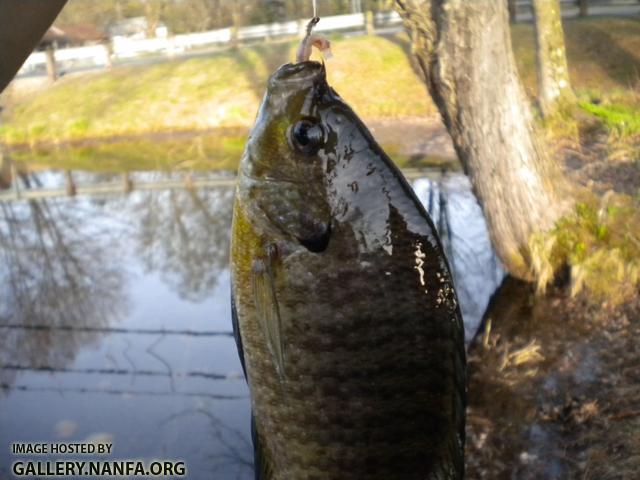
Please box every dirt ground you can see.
[461,124,640,478]
[564,125,640,198]
[465,278,639,479]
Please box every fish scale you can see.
[231,61,465,479]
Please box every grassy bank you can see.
[0,34,432,145]
[512,16,640,138]
[1,17,639,145]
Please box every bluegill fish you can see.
[230,61,465,479]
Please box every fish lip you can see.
[270,61,325,85]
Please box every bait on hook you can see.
[296,2,332,63]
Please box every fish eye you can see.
[290,119,324,156]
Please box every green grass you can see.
[513,17,640,138]
[578,101,640,137]
[0,34,432,144]
[512,17,640,95]
[8,131,249,172]
[531,195,640,304]
[7,131,454,173]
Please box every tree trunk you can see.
[507,0,517,23]
[144,1,159,38]
[395,0,570,280]
[532,0,575,117]
[230,0,241,46]
[578,0,588,17]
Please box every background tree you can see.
[134,184,234,302]
[532,0,575,117]
[0,189,126,386]
[141,0,168,37]
[55,0,375,34]
[394,0,571,280]
[507,0,517,22]
[578,0,588,17]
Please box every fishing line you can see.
[296,0,329,62]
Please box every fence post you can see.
[0,147,10,190]
[11,160,20,199]
[230,26,239,46]
[167,37,176,59]
[45,45,58,81]
[65,170,76,197]
[366,11,375,35]
[123,172,133,194]
[578,0,588,17]
[103,42,113,69]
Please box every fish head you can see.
[239,60,421,255]
[239,61,334,253]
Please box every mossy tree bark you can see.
[532,0,575,117]
[394,0,570,280]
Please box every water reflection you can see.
[133,182,235,302]
[0,167,500,479]
[0,192,127,388]
[414,174,505,340]
[0,169,250,479]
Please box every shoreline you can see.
[3,116,459,172]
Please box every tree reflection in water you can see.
[414,174,504,341]
[0,165,506,478]
[0,169,252,478]
[0,192,127,387]
[132,180,235,302]
[162,407,254,479]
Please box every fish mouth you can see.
[270,61,325,85]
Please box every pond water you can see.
[0,166,502,479]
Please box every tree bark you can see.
[532,0,575,117]
[395,0,569,280]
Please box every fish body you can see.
[231,62,465,480]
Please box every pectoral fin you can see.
[251,246,286,380]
